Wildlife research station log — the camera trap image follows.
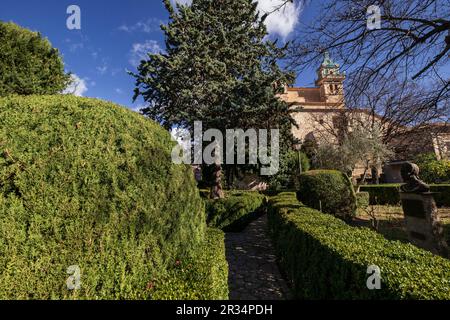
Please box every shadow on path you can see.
[225,215,290,300]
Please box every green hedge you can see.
[432,185,450,207]
[0,95,214,299]
[297,170,357,220]
[268,192,450,300]
[151,228,229,300]
[206,191,266,232]
[360,184,450,207]
[0,22,70,96]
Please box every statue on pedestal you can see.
[400,162,430,193]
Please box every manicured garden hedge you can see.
[0,95,227,299]
[206,191,266,232]
[0,22,70,96]
[360,184,450,207]
[297,170,357,220]
[151,228,229,300]
[430,184,450,208]
[268,192,450,299]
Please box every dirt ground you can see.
[353,206,450,244]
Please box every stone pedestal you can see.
[400,192,448,256]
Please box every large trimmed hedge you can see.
[360,184,450,207]
[297,170,357,220]
[268,192,450,299]
[151,228,228,300]
[206,191,266,232]
[0,95,227,299]
[0,22,70,96]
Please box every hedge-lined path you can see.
[225,214,290,300]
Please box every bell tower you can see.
[315,52,345,105]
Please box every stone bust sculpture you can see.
[400,162,430,193]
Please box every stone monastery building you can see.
[280,53,450,183]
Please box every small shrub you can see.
[356,192,370,209]
[268,192,450,300]
[297,170,357,220]
[206,191,266,232]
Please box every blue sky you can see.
[0,0,318,110]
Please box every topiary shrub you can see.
[206,191,266,232]
[297,170,357,220]
[0,95,214,299]
[268,192,450,300]
[0,21,70,96]
[356,192,370,210]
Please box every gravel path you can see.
[225,214,290,300]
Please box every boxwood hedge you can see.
[360,184,450,207]
[297,170,357,220]
[268,192,450,300]
[151,228,229,300]
[206,191,266,232]
[0,95,227,299]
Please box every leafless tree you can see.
[313,122,394,188]
[345,73,449,142]
[284,0,450,113]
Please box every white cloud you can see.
[63,74,88,97]
[115,88,124,94]
[129,104,145,113]
[119,18,164,34]
[257,0,303,39]
[171,127,191,152]
[96,64,108,75]
[169,0,303,39]
[129,40,163,67]
[170,0,191,6]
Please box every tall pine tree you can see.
[132,0,295,198]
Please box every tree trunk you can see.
[356,161,370,193]
[211,163,225,199]
[372,166,380,185]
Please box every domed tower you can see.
[315,52,346,105]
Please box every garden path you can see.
[225,215,290,300]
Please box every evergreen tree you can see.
[131,0,295,198]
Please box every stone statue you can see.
[400,162,430,193]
